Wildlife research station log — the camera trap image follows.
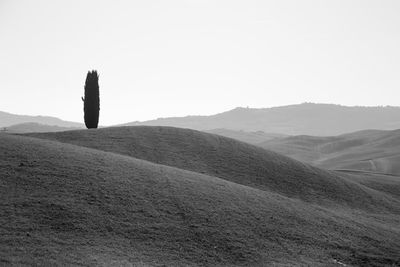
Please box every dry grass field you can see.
[1,126,399,266]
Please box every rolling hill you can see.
[124,103,400,136]
[261,129,400,176]
[1,126,400,266]
[205,129,286,145]
[26,126,400,211]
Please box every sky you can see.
[1,0,400,125]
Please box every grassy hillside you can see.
[339,171,400,199]
[27,126,400,212]
[261,129,400,176]
[2,133,400,266]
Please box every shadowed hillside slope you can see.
[27,126,400,213]
[261,129,400,175]
[2,134,400,266]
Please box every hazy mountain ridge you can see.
[0,110,84,128]
[125,103,400,136]
[3,122,80,133]
[2,103,400,136]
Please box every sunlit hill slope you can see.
[261,129,400,176]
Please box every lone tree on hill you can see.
[82,70,100,129]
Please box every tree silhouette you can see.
[82,70,100,129]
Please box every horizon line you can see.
[2,102,400,126]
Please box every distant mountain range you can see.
[3,122,80,133]
[2,103,400,135]
[0,110,84,129]
[125,103,400,136]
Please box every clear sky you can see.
[1,0,399,125]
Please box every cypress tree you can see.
[82,70,100,129]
